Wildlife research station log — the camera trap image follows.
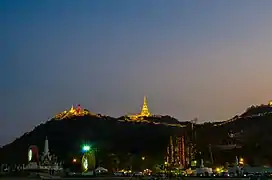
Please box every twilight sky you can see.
[2,0,272,145]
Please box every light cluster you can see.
[55,104,95,120]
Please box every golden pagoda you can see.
[69,105,76,113]
[127,96,152,120]
[140,96,151,117]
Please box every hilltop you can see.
[1,99,272,169]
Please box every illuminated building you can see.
[126,96,152,120]
[55,104,97,120]
[269,100,272,106]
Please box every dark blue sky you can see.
[2,0,272,145]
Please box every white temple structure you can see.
[41,137,51,165]
[24,137,62,171]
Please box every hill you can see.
[0,113,188,170]
[1,101,272,169]
[195,103,272,166]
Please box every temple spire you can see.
[140,96,151,117]
[69,105,75,113]
[44,136,49,155]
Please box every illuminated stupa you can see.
[269,100,272,106]
[127,96,152,120]
[140,96,151,117]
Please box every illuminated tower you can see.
[170,136,174,165]
[140,96,151,117]
[181,136,185,167]
[77,104,81,113]
[69,105,76,113]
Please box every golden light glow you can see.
[55,104,98,120]
[127,96,152,120]
[239,157,244,165]
[216,167,224,173]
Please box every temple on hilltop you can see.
[55,104,96,120]
[126,96,152,120]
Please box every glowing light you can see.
[140,96,151,117]
[239,158,244,165]
[72,158,77,163]
[82,145,91,152]
[82,156,88,171]
[28,149,32,162]
[141,156,145,160]
[55,105,98,120]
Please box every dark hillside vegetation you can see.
[1,104,272,167]
[0,115,185,168]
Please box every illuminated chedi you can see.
[126,96,152,120]
[140,96,151,117]
[55,104,96,120]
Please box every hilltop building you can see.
[55,104,96,120]
[126,96,152,120]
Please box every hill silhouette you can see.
[0,113,188,170]
[1,103,272,169]
[195,104,272,166]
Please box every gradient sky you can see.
[2,0,272,145]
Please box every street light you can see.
[82,145,91,152]
[239,158,244,165]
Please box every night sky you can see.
[2,0,272,145]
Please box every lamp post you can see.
[141,156,146,171]
[80,144,96,172]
